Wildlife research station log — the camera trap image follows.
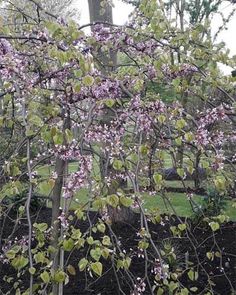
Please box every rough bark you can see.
[88,0,134,223]
[88,0,117,73]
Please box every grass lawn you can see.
[37,162,79,176]
[142,192,236,221]
[36,162,236,221]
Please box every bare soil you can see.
[0,207,235,295]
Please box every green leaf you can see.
[63,239,74,252]
[97,223,106,233]
[139,145,149,155]
[53,132,63,145]
[54,271,66,283]
[184,132,194,142]
[176,119,186,130]
[78,258,88,271]
[209,221,220,232]
[112,159,123,170]
[6,250,16,259]
[214,176,226,191]
[117,259,124,270]
[217,214,226,224]
[102,236,111,246]
[67,264,76,275]
[33,223,48,232]
[107,194,119,208]
[82,75,94,86]
[120,196,133,207]
[138,240,149,250]
[156,287,164,295]
[28,114,43,127]
[65,129,73,144]
[86,236,94,245]
[40,271,50,284]
[45,21,61,36]
[124,257,131,269]
[104,98,115,108]
[188,269,198,281]
[178,223,187,231]
[158,114,166,124]
[29,267,36,275]
[0,116,4,127]
[168,281,178,291]
[91,262,103,276]
[175,137,182,146]
[90,248,101,261]
[153,173,163,184]
[12,256,28,270]
[201,160,209,169]
[101,248,110,259]
[38,180,54,195]
[71,228,82,239]
[206,252,214,260]
[25,128,36,137]
[177,168,185,178]
[74,82,81,92]
[12,165,21,176]
[180,288,189,295]
[34,252,46,264]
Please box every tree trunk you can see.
[51,157,65,295]
[51,114,70,295]
[88,0,134,223]
[194,150,201,189]
[88,0,117,73]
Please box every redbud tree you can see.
[0,0,236,294]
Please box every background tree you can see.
[0,0,80,30]
[87,0,134,222]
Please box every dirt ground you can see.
[0,207,235,295]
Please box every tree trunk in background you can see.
[88,0,117,73]
[88,0,134,223]
[194,150,201,190]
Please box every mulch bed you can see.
[0,207,235,295]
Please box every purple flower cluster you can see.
[132,99,166,133]
[212,151,225,171]
[58,211,69,229]
[62,154,92,199]
[56,143,80,161]
[196,105,227,146]
[93,24,115,42]
[162,63,198,80]
[74,78,121,102]
[151,259,169,279]
[198,105,226,128]
[92,24,160,57]
[84,123,125,149]
[0,39,12,56]
[195,128,209,146]
[131,278,146,295]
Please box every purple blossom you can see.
[0,39,12,55]
[62,154,92,199]
[131,278,146,295]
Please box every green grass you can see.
[36,161,236,221]
[142,193,236,221]
[142,192,198,217]
[37,162,79,177]
[165,180,194,188]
